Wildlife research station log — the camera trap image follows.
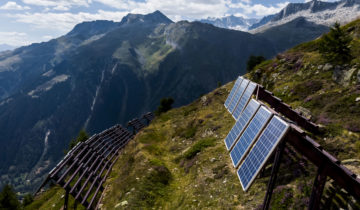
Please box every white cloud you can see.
[42,35,53,40]
[8,10,128,33]
[0,32,32,46]
[94,0,229,21]
[21,0,91,10]
[229,1,289,16]
[0,1,30,10]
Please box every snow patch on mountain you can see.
[251,0,360,33]
[199,15,259,31]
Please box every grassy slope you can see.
[248,19,360,161]
[99,19,360,209]
[29,19,360,209]
[100,84,313,209]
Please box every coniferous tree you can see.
[0,184,20,210]
[319,22,352,64]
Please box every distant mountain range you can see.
[251,0,360,32]
[0,11,276,193]
[199,15,258,31]
[0,44,17,52]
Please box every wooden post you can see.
[308,166,327,210]
[64,190,69,210]
[262,141,285,210]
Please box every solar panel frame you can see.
[229,106,273,168]
[228,79,249,113]
[237,115,290,192]
[224,99,261,151]
[232,82,258,120]
[224,76,243,109]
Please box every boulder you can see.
[323,63,333,71]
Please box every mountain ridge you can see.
[0,11,276,193]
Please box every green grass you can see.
[183,138,216,159]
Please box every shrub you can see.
[0,184,20,210]
[67,129,89,152]
[247,55,266,72]
[155,97,174,115]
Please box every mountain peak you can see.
[120,10,173,25]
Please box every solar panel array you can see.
[224,77,243,109]
[232,82,257,120]
[227,79,249,113]
[224,77,290,192]
[230,106,273,168]
[224,99,260,151]
[47,125,133,209]
[237,116,290,191]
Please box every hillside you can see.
[27,19,360,209]
[97,18,360,208]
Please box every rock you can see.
[201,96,211,106]
[356,97,360,102]
[333,66,357,86]
[121,201,128,206]
[295,106,312,120]
[253,69,262,80]
[343,67,357,86]
[317,65,323,70]
[323,63,333,71]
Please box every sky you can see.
[0,0,337,47]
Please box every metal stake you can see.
[262,141,285,210]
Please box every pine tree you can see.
[0,184,20,210]
[319,22,352,64]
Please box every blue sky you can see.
[0,0,336,46]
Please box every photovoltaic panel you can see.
[224,99,260,151]
[237,116,290,191]
[228,79,249,113]
[232,82,257,120]
[224,77,243,109]
[230,106,272,168]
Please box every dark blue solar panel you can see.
[228,79,249,113]
[232,82,257,120]
[224,99,260,151]
[237,116,290,191]
[224,77,243,109]
[230,106,272,168]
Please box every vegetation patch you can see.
[183,138,216,160]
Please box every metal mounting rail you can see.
[34,124,134,210]
[256,85,320,134]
